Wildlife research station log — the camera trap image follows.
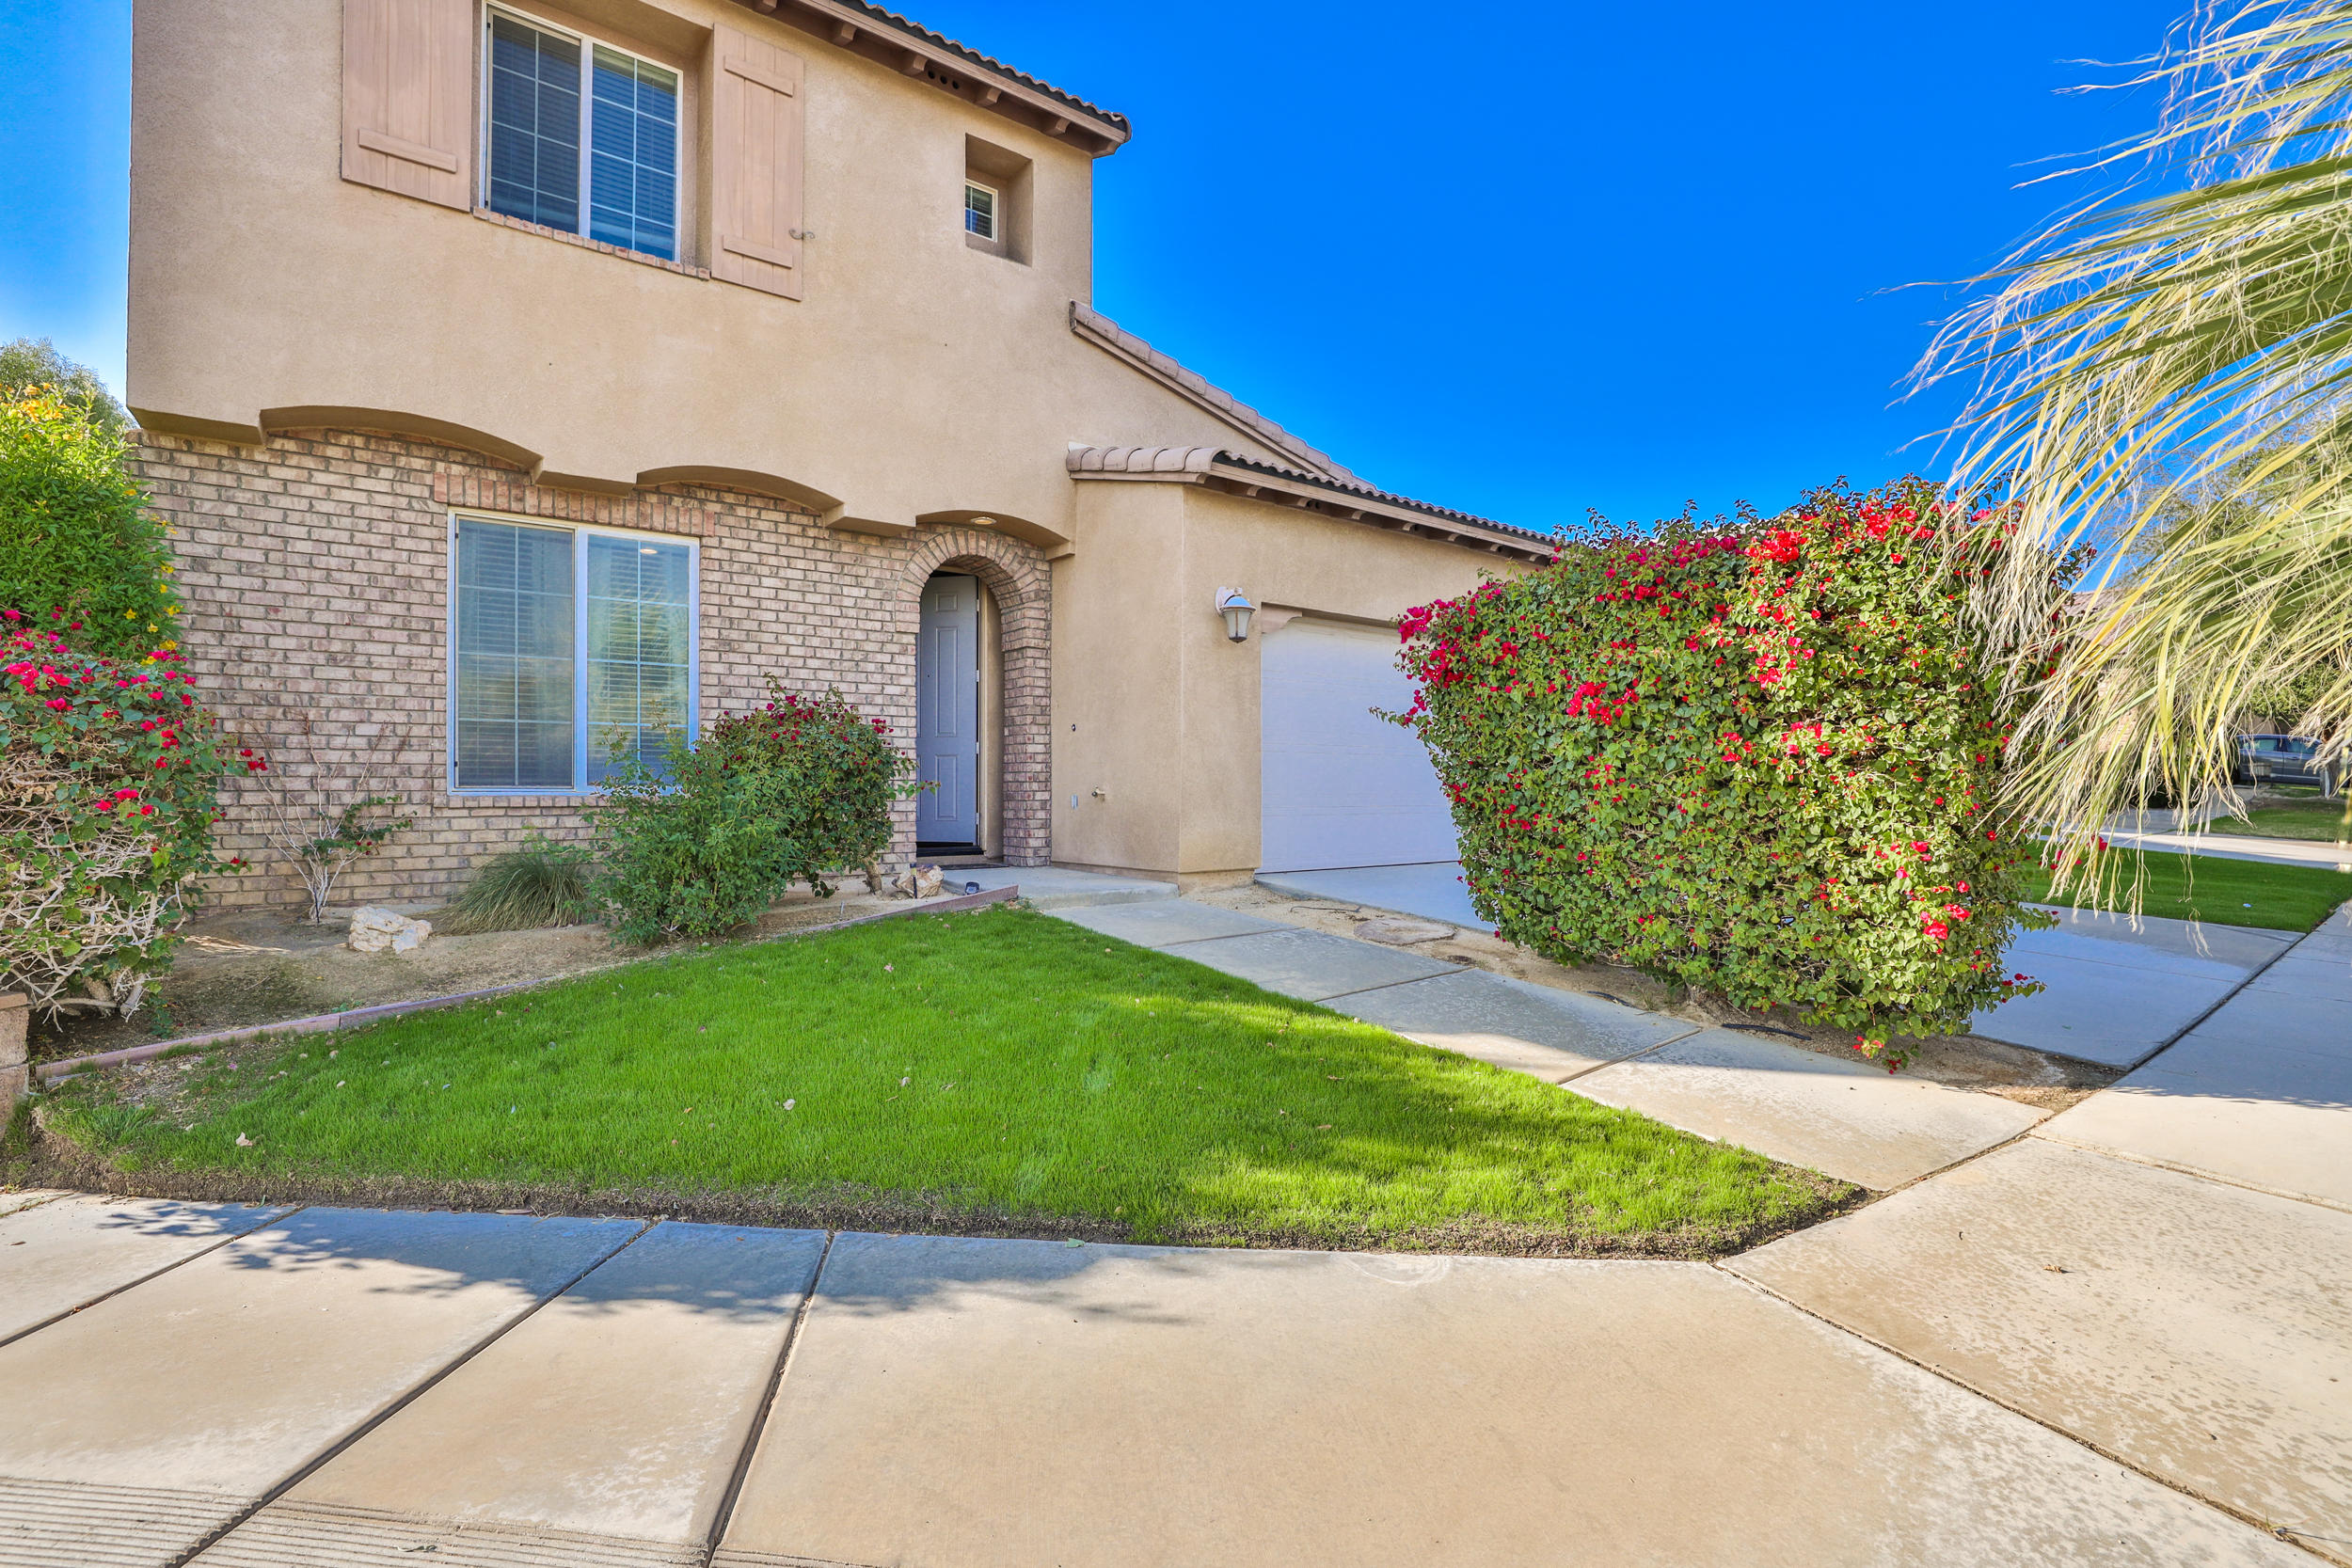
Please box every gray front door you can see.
[916,573,981,846]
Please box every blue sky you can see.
[2,1,2179,531]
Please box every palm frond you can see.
[1918,0,2352,897]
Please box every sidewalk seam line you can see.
[1551,1027,1706,1085]
[0,1199,310,1354]
[702,1227,838,1564]
[163,1213,655,1568]
[2122,918,2313,1072]
[1314,969,1484,1004]
[1708,1265,2324,1554]
[2025,1132,2352,1216]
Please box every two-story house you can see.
[127,0,1547,904]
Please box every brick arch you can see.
[898,525,1052,867]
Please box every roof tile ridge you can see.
[1207,451,1549,544]
[833,1,1130,130]
[1068,303,1363,486]
[1065,442,1550,546]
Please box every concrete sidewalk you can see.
[1974,905,2297,1068]
[2030,900,2352,1211]
[0,1202,2311,1567]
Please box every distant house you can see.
[127,0,1545,906]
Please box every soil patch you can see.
[24,877,935,1066]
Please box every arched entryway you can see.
[897,527,1051,867]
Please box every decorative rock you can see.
[348,908,431,955]
[1354,917,1455,947]
[890,865,947,900]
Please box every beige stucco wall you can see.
[130,0,1540,887]
[1054,482,1526,881]
[127,0,1290,539]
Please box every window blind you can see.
[589,46,678,261]
[586,536,692,783]
[454,519,576,789]
[486,14,581,232]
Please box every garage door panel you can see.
[1261,620,1458,873]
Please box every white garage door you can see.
[1260,617,1459,873]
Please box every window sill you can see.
[444,788,596,804]
[963,231,1025,265]
[473,208,712,279]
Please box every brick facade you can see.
[132,428,1052,911]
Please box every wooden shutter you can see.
[342,0,473,210]
[712,24,805,299]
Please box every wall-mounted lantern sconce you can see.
[1215,586,1256,642]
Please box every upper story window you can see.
[485,8,678,261]
[963,180,998,243]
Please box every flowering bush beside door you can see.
[591,682,921,943]
[0,622,234,1019]
[1394,479,2078,1066]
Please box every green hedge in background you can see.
[1395,479,2078,1066]
[0,388,180,658]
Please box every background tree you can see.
[1921,1,2352,897]
[0,371,178,657]
[0,338,128,440]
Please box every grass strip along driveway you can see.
[31,907,1844,1257]
[2024,853,2352,933]
[2218,789,2352,845]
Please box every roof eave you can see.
[1067,451,1551,563]
[740,0,1132,154]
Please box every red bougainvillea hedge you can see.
[1394,479,2074,1065]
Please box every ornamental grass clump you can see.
[1395,478,2078,1067]
[437,834,595,934]
[0,619,235,1018]
[591,682,919,943]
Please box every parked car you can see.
[2235,734,2342,793]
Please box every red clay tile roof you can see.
[1067,445,1550,550]
[823,1,1130,135]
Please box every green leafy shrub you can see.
[438,834,595,934]
[591,684,918,943]
[0,390,179,657]
[1,621,237,1017]
[1395,479,2077,1066]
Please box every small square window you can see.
[964,180,997,242]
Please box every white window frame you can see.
[446,510,702,797]
[480,4,686,261]
[963,178,999,242]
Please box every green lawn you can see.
[39,907,1841,1255]
[2025,852,2352,932]
[2217,789,2352,845]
